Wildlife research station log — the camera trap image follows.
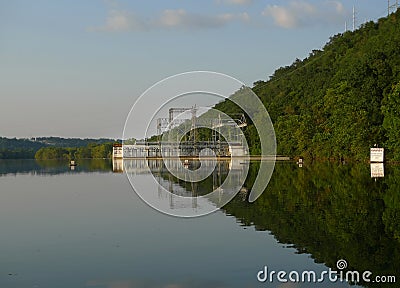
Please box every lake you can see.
[0,159,398,288]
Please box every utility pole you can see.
[388,0,398,16]
[352,6,356,31]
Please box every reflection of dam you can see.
[115,158,249,210]
[113,158,246,174]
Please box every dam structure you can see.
[114,106,248,159]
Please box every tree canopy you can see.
[34,142,115,160]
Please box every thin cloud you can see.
[88,8,250,32]
[262,0,347,29]
[87,10,145,32]
[156,9,250,29]
[156,9,228,29]
[328,1,345,14]
[215,0,253,5]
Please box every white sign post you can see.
[370,148,384,163]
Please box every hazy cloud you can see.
[158,9,187,27]
[262,0,347,29]
[88,8,250,32]
[328,1,346,14]
[87,9,145,32]
[155,9,249,29]
[215,0,253,5]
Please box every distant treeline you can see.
[0,137,119,159]
[0,149,37,159]
[33,137,115,147]
[0,137,45,151]
[34,142,115,160]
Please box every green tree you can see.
[382,81,400,160]
[35,147,69,160]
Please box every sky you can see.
[0,0,393,139]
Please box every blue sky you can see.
[0,0,393,138]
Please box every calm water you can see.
[0,159,398,288]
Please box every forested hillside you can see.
[217,10,400,161]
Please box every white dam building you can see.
[112,142,247,159]
[114,106,248,159]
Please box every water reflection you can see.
[116,158,400,287]
[224,162,400,288]
[1,158,399,287]
[0,159,113,176]
[121,158,249,217]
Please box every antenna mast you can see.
[388,0,398,16]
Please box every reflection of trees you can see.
[37,159,112,173]
[0,159,112,176]
[383,166,400,242]
[79,159,113,171]
[222,162,400,287]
